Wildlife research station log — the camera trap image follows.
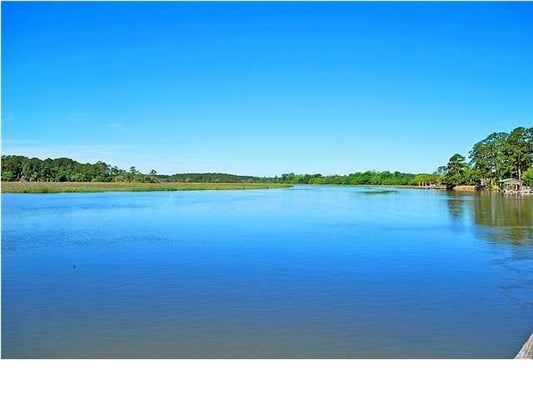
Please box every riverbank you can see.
[451,185,477,191]
[294,183,479,191]
[1,182,293,193]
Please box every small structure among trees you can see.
[499,178,523,194]
[413,173,442,188]
[437,126,532,190]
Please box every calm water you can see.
[2,186,532,358]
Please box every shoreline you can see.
[0,182,487,194]
[294,183,479,191]
[0,182,293,193]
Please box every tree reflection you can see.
[471,194,533,247]
[445,192,533,309]
[446,196,465,220]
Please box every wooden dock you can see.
[515,334,533,359]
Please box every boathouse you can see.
[499,178,523,193]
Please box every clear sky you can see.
[2,2,533,176]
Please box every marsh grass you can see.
[1,181,292,193]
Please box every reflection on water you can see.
[360,188,398,195]
[473,194,532,247]
[445,192,533,311]
[445,191,532,247]
[446,196,466,221]
[2,187,533,358]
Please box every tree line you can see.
[1,155,159,183]
[163,172,259,183]
[439,126,533,188]
[268,171,428,186]
[2,126,531,188]
[1,155,437,186]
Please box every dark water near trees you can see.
[2,186,532,358]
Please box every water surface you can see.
[2,186,532,358]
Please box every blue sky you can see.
[2,2,533,176]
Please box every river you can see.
[2,186,532,358]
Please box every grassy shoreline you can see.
[1,181,293,193]
[1,181,480,194]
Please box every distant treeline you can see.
[1,155,158,183]
[163,172,259,183]
[162,171,431,185]
[438,126,533,188]
[268,171,424,185]
[1,155,435,185]
[2,126,531,188]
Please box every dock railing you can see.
[515,334,533,359]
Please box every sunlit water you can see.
[2,186,532,358]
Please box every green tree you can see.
[434,166,447,177]
[1,170,14,181]
[504,127,533,180]
[523,167,533,186]
[469,132,508,186]
[444,154,468,188]
[413,173,437,186]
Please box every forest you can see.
[0,155,159,183]
[0,156,429,186]
[439,126,533,188]
[2,126,531,188]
